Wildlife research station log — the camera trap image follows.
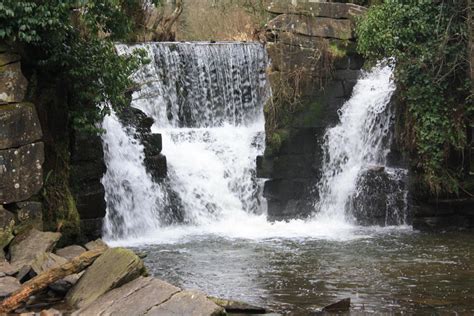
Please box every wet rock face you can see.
[258,2,366,221]
[0,142,44,204]
[349,166,409,226]
[117,106,167,181]
[0,103,42,149]
[0,59,27,104]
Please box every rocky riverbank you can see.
[0,227,272,315]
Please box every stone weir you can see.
[257,0,367,220]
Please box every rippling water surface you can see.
[128,229,473,315]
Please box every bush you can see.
[357,1,472,194]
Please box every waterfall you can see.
[314,63,408,225]
[102,42,269,240]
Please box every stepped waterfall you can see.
[101,43,407,243]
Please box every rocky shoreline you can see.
[0,228,272,315]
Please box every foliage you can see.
[357,1,472,194]
[0,0,154,132]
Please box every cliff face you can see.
[257,1,367,220]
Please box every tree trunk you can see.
[0,247,106,313]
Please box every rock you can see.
[73,182,106,219]
[66,247,145,308]
[31,252,68,275]
[72,276,181,315]
[49,272,84,295]
[0,276,21,299]
[263,0,367,20]
[349,167,408,226]
[146,290,224,316]
[13,201,43,234]
[0,103,42,149]
[208,296,267,314]
[0,205,15,249]
[267,14,354,40]
[0,52,21,66]
[0,260,17,276]
[55,245,86,261]
[39,308,62,316]
[322,297,351,312]
[80,218,103,241]
[144,153,167,180]
[84,239,108,251]
[0,142,45,204]
[9,229,61,267]
[16,264,35,283]
[0,61,28,104]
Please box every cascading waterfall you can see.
[102,42,269,240]
[314,63,408,225]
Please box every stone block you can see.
[55,245,86,261]
[66,247,145,308]
[0,61,28,104]
[9,229,61,268]
[80,218,103,241]
[74,182,106,219]
[0,206,15,249]
[267,14,354,40]
[14,201,43,233]
[0,142,44,204]
[263,0,367,20]
[0,102,42,149]
[0,276,21,299]
[144,153,167,180]
[146,290,224,316]
[256,155,274,178]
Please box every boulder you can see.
[31,252,68,275]
[13,201,43,234]
[0,103,42,149]
[72,276,181,315]
[208,296,267,314]
[263,0,367,20]
[84,239,108,251]
[146,290,224,316]
[55,245,86,261]
[0,206,15,249]
[267,14,354,40]
[349,166,408,226]
[0,142,44,204]
[0,261,17,276]
[66,247,145,308]
[144,153,167,180]
[9,229,61,268]
[0,276,21,299]
[0,61,28,104]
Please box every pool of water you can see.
[126,228,474,315]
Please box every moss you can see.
[265,128,289,157]
[302,100,324,126]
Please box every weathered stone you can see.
[209,296,267,314]
[80,218,103,241]
[0,276,21,299]
[0,142,44,204]
[9,229,61,267]
[39,308,62,316]
[322,298,351,312]
[144,153,167,180]
[0,103,42,149]
[0,261,17,276]
[267,14,354,40]
[12,201,43,235]
[66,247,145,308]
[55,245,86,261]
[146,290,224,316]
[0,61,28,104]
[72,276,181,315]
[73,182,106,219]
[349,166,408,226]
[49,272,84,295]
[31,252,68,275]
[16,264,35,283]
[0,205,15,249]
[264,0,367,20]
[84,239,108,251]
[0,52,21,67]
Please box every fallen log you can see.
[0,246,107,313]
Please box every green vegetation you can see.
[357,1,472,194]
[0,0,156,132]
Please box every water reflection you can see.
[133,230,474,314]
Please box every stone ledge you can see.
[267,14,354,40]
[0,102,43,150]
[264,0,367,20]
[0,142,44,204]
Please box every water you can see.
[129,230,474,315]
[101,44,472,314]
[315,64,408,225]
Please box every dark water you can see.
[131,229,474,315]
